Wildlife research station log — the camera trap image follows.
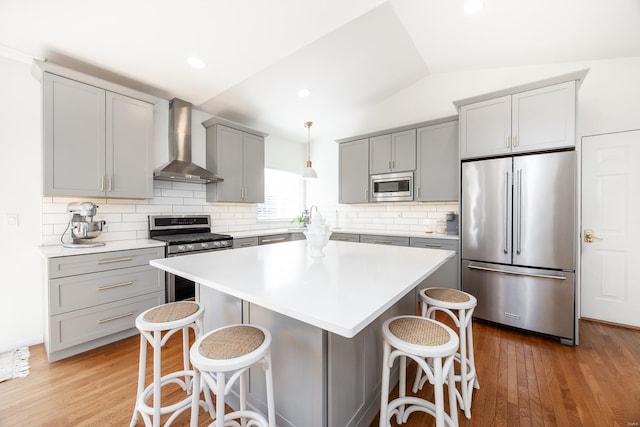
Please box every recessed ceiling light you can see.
[187,57,207,69]
[464,0,483,13]
[298,88,310,98]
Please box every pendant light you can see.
[302,121,318,180]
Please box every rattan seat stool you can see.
[189,324,276,427]
[130,301,209,427]
[380,315,459,427]
[413,287,479,419]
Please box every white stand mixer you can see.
[62,202,107,248]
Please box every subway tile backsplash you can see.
[42,181,458,246]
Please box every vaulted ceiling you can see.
[2,0,639,141]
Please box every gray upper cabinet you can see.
[459,81,576,159]
[43,73,154,198]
[339,138,369,204]
[369,129,416,174]
[205,124,265,203]
[416,120,459,202]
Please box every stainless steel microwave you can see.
[370,172,413,202]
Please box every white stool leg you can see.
[468,319,479,389]
[182,326,191,391]
[240,370,247,427]
[264,351,276,427]
[215,371,226,427]
[446,354,458,427]
[433,356,445,427]
[152,330,162,427]
[190,368,201,427]
[458,308,471,419]
[397,355,406,423]
[379,341,391,427]
[131,333,147,427]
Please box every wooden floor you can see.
[1,319,639,426]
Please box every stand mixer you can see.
[62,202,107,248]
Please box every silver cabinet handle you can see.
[513,135,518,147]
[98,312,133,324]
[504,170,510,254]
[418,243,442,248]
[240,242,255,247]
[467,264,566,280]
[334,237,349,241]
[101,175,105,192]
[506,135,511,148]
[98,281,133,291]
[98,257,133,265]
[108,175,113,192]
[373,240,393,244]
[261,237,287,243]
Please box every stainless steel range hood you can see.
[153,98,222,184]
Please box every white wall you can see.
[0,57,43,352]
[2,55,640,352]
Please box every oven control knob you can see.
[201,242,209,249]
[213,241,221,247]
[220,240,228,247]
[178,245,186,251]
[187,244,195,251]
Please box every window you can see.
[258,169,304,221]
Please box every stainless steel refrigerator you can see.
[461,150,576,344]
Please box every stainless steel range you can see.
[148,214,233,302]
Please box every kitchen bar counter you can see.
[150,240,453,426]
[230,227,459,240]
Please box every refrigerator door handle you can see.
[504,170,510,254]
[517,169,523,255]
[467,263,567,280]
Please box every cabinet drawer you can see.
[289,232,306,241]
[48,247,165,278]
[48,292,164,352]
[258,234,290,245]
[409,238,459,253]
[330,233,360,243]
[360,234,409,246]
[233,237,259,249]
[49,265,165,315]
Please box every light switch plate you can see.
[6,213,19,227]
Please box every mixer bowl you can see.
[71,220,106,241]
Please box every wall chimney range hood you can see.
[153,98,222,184]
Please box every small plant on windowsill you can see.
[291,209,310,227]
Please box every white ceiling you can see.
[2,0,639,142]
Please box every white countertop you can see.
[150,240,454,338]
[230,227,458,240]
[38,239,166,259]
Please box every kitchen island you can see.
[150,240,454,427]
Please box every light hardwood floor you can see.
[1,319,639,426]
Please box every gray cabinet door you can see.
[43,73,106,197]
[391,128,416,172]
[459,95,511,159]
[416,121,459,202]
[369,134,391,174]
[106,92,154,198]
[339,139,369,203]
[512,81,576,153]
[242,132,265,203]
[206,124,264,202]
[369,130,416,174]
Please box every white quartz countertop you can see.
[150,240,454,338]
[38,239,166,258]
[230,228,458,240]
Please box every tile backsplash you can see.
[42,181,458,246]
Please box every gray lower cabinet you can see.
[258,234,290,245]
[339,138,369,204]
[416,120,459,201]
[410,237,460,290]
[45,246,165,361]
[360,234,409,247]
[289,232,306,241]
[204,122,266,203]
[43,72,154,198]
[233,236,259,249]
[330,232,360,243]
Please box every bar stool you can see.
[413,287,479,419]
[189,324,276,427]
[380,315,459,427]
[130,301,210,427]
